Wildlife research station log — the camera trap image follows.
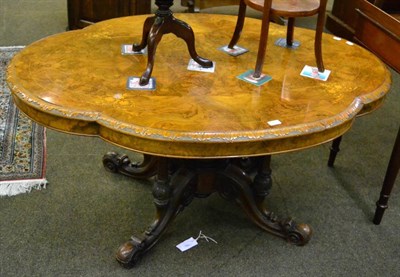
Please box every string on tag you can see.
[195,230,218,244]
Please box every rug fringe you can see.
[0,46,25,50]
[0,179,48,197]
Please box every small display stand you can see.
[132,0,213,86]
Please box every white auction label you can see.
[267,120,282,126]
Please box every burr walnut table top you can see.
[7,14,391,158]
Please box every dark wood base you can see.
[103,153,312,268]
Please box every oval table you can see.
[7,14,391,267]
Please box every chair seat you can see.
[245,0,320,17]
[229,0,326,77]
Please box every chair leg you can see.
[314,0,328,72]
[286,17,295,47]
[373,127,400,225]
[253,0,273,78]
[228,0,247,48]
[328,136,342,167]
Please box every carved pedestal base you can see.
[103,153,312,268]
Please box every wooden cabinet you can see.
[180,0,238,13]
[67,0,151,30]
[354,0,400,71]
[326,0,400,40]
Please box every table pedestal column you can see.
[103,153,312,268]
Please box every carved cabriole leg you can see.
[116,158,197,268]
[132,16,156,52]
[217,156,312,245]
[102,152,158,179]
[139,17,165,85]
[169,17,213,68]
[327,136,343,167]
[228,0,247,49]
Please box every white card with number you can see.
[176,237,198,252]
[121,44,147,55]
[219,45,249,56]
[126,76,156,90]
[300,65,331,81]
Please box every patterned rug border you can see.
[0,46,47,197]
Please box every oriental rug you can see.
[0,46,47,197]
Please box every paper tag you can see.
[237,70,272,86]
[274,38,301,49]
[176,237,198,252]
[126,76,156,90]
[121,44,147,55]
[267,120,282,126]
[219,45,249,56]
[300,65,331,81]
[187,59,215,73]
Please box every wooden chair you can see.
[328,0,400,225]
[228,0,328,78]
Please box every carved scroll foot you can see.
[116,237,146,268]
[217,158,312,246]
[280,219,312,246]
[102,152,158,179]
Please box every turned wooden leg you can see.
[116,158,197,268]
[253,1,273,78]
[286,18,295,47]
[217,156,312,245]
[373,127,400,224]
[328,136,342,167]
[314,0,327,72]
[228,0,247,49]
